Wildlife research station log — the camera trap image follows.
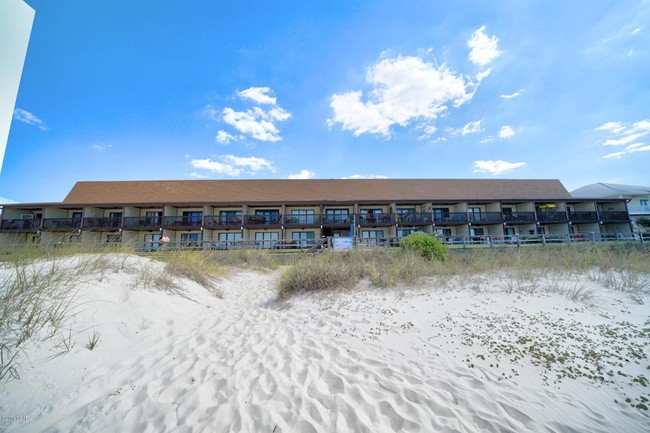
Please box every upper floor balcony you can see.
[203,215,242,229]
[0,218,41,232]
[123,216,162,230]
[162,216,202,230]
[283,212,321,228]
[42,218,82,231]
[568,211,598,223]
[628,205,650,215]
[83,217,121,231]
[599,211,630,223]
[502,212,536,224]
[468,212,503,225]
[536,211,568,223]
[244,213,282,228]
[359,212,394,226]
[396,213,432,226]
[433,212,469,225]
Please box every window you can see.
[254,210,280,224]
[361,229,384,244]
[398,229,422,238]
[108,212,122,227]
[143,233,161,252]
[468,207,482,222]
[217,232,242,250]
[640,199,649,206]
[432,208,450,220]
[292,231,315,247]
[396,208,415,216]
[470,227,484,237]
[290,209,315,224]
[218,232,241,241]
[434,228,452,237]
[219,210,242,224]
[255,231,279,248]
[180,232,202,249]
[182,211,203,226]
[325,209,349,223]
[145,211,161,225]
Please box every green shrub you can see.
[400,233,447,261]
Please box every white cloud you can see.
[288,169,315,179]
[460,120,483,135]
[417,124,438,141]
[479,137,495,143]
[207,87,291,142]
[222,105,291,142]
[203,105,219,120]
[215,130,235,144]
[329,55,474,137]
[467,26,501,67]
[595,121,625,134]
[13,108,48,130]
[498,125,515,139]
[237,87,277,105]
[92,143,112,151]
[342,174,389,179]
[0,195,17,204]
[473,160,526,175]
[596,119,650,158]
[500,89,525,99]
[190,154,275,177]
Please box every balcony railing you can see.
[83,217,121,230]
[396,213,432,225]
[468,212,504,224]
[283,213,321,226]
[627,205,650,215]
[433,212,469,225]
[358,213,394,226]
[42,218,82,230]
[599,211,629,223]
[569,211,598,222]
[502,212,536,224]
[162,216,203,228]
[122,216,162,229]
[203,215,242,229]
[536,211,568,223]
[0,219,40,231]
[322,214,352,226]
[244,214,281,226]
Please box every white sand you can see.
[1,255,649,432]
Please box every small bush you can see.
[400,233,447,261]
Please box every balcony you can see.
[396,213,432,226]
[123,216,162,230]
[433,212,468,225]
[244,214,281,228]
[599,211,630,223]
[322,214,352,228]
[0,219,40,232]
[569,211,598,223]
[468,212,504,224]
[203,215,242,229]
[42,218,82,231]
[359,213,394,226]
[83,217,121,231]
[502,212,536,224]
[536,211,568,223]
[283,213,321,228]
[162,216,203,230]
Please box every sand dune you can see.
[1,255,648,432]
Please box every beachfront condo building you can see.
[0,179,634,249]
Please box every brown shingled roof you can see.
[62,179,571,205]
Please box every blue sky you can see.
[2,0,649,203]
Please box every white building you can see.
[571,183,650,229]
